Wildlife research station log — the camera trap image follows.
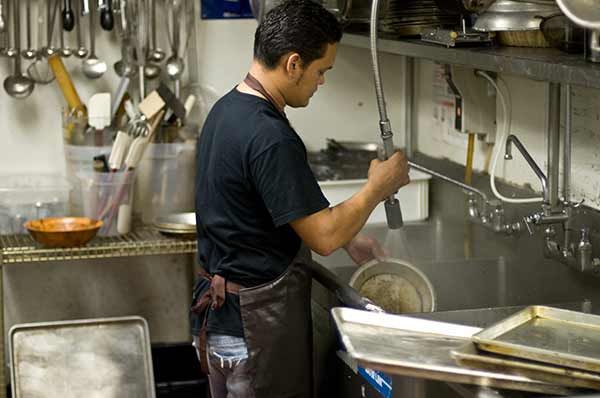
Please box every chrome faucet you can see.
[504,134,600,273]
[504,135,568,230]
[504,135,549,203]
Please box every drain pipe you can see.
[370,0,403,229]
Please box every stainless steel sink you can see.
[312,222,598,315]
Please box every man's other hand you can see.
[344,234,388,266]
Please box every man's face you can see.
[286,43,337,108]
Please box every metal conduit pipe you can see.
[404,57,415,158]
[563,84,573,256]
[547,82,561,210]
[370,0,403,229]
[563,84,572,203]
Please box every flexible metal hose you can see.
[370,0,403,229]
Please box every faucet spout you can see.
[504,135,549,203]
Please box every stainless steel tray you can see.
[473,306,600,373]
[153,212,196,233]
[332,307,578,395]
[452,342,600,390]
[9,316,156,398]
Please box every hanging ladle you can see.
[165,0,186,96]
[143,0,162,79]
[81,4,106,78]
[4,0,34,99]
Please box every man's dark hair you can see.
[254,0,343,69]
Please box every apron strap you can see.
[192,269,244,375]
[243,73,288,120]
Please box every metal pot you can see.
[349,258,436,314]
[433,0,497,15]
[473,0,560,32]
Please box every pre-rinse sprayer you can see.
[370,0,403,229]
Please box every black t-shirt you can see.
[191,88,329,337]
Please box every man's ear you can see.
[284,52,303,80]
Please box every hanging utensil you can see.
[81,0,90,15]
[3,0,16,57]
[0,0,6,32]
[149,0,164,61]
[143,0,161,79]
[44,0,58,56]
[130,0,149,99]
[4,0,35,99]
[74,0,87,58]
[62,0,74,30]
[114,37,136,77]
[59,13,72,57]
[81,3,107,78]
[27,0,56,84]
[22,0,36,59]
[165,0,191,98]
[99,0,114,30]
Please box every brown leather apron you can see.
[239,244,314,398]
[235,75,313,397]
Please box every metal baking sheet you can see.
[452,342,600,390]
[332,307,578,395]
[473,306,600,373]
[9,316,156,398]
[153,212,196,232]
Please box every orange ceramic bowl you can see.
[24,217,103,248]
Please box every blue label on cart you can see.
[358,366,392,398]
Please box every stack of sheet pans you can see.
[334,305,600,394]
[458,306,600,391]
[344,0,460,37]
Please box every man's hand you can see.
[344,235,388,266]
[367,151,410,201]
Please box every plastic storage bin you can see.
[78,171,135,236]
[0,175,71,234]
[134,142,196,224]
[318,169,431,224]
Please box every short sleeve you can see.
[250,139,330,227]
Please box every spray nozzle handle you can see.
[385,197,403,229]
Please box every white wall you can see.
[194,19,406,150]
[1,13,600,210]
[415,59,600,209]
[0,18,404,172]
